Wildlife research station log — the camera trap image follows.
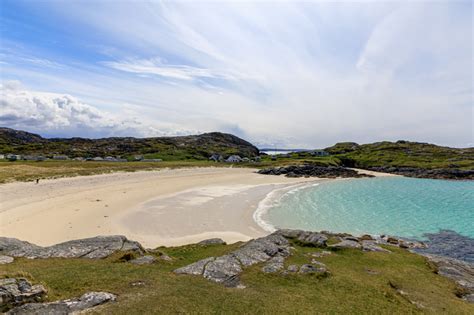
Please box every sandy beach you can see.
[0,167,323,248]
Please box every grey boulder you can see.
[361,241,391,253]
[0,236,144,259]
[174,233,291,287]
[299,264,327,274]
[329,239,361,249]
[0,278,46,311]
[262,256,285,273]
[203,255,242,287]
[7,291,116,315]
[130,255,157,265]
[198,238,226,246]
[0,256,14,264]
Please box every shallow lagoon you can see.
[265,177,474,239]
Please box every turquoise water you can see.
[265,177,474,239]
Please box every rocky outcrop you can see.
[0,278,47,312]
[7,291,116,315]
[366,166,474,180]
[423,254,474,303]
[198,238,226,246]
[130,255,157,265]
[174,233,291,287]
[258,165,374,178]
[0,256,14,264]
[0,236,144,259]
[172,230,439,288]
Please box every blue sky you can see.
[0,0,472,148]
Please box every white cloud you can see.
[0,81,195,138]
[1,1,472,147]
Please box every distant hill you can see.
[325,140,474,172]
[0,127,259,160]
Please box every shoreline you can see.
[0,167,321,248]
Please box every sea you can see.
[255,177,474,262]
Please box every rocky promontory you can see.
[257,165,374,178]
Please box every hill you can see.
[0,127,259,160]
[324,141,474,179]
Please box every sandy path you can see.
[0,167,320,248]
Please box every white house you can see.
[226,155,242,163]
[209,154,223,162]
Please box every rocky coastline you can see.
[1,230,473,313]
[257,165,374,178]
[365,166,474,180]
[257,164,474,180]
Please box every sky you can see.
[0,0,472,148]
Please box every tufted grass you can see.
[2,242,473,314]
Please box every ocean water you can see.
[260,177,474,240]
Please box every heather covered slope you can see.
[0,127,259,160]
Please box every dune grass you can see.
[2,241,472,314]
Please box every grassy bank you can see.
[2,242,472,314]
[0,156,339,183]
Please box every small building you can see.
[241,157,250,163]
[91,157,104,161]
[73,157,85,161]
[209,154,224,162]
[0,154,4,159]
[226,155,242,163]
[53,155,69,160]
[310,150,329,157]
[6,154,21,161]
[133,155,144,161]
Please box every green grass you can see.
[326,141,474,170]
[0,155,339,184]
[2,242,472,314]
[0,160,227,183]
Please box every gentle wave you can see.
[263,177,474,239]
[253,182,320,232]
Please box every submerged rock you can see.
[7,291,116,314]
[413,230,474,263]
[0,235,144,259]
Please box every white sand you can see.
[0,167,321,248]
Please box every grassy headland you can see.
[2,241,472,314]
